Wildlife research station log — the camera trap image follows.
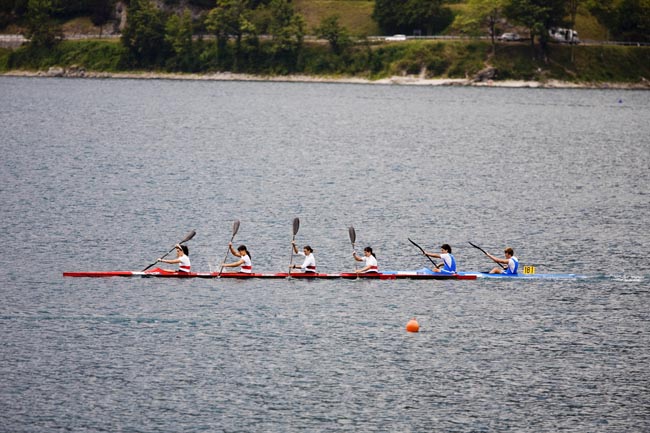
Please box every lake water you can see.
[1,76,649,432]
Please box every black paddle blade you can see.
[232,220,241,237]
[348,226,356,244]
[181,230,196,244]
[292,217,300,236]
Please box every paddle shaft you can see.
[468,242,506,270]
[288,218,300,275]
[142,230,195,271]
[218,220,241,276]
[408,238,440,269]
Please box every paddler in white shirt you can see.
[424,243,456,274]
[290,241,317,273]
[487,247,519,274]
[353,246,379,273]
[158,244,191,273]
[221,243,253,273]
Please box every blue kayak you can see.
[458,272,587,280]
[385,267,587,280]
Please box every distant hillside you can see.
[0,0,609,40]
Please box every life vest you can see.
[442,253,456,273]
[505,257,519,275]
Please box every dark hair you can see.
[178,245,189,255]
[304,245,313,253]
[505,247,514,256]
[237,244,250,259]
[364,246,376,258]
[441,244,451,253]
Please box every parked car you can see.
[549,28,580,44]
[498,32,521,42]
[385,34,407,41]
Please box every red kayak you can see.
[63,267,476,280]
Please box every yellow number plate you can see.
[522,265,536,275]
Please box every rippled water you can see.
[1,77,649,432]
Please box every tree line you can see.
[3,0,649,71]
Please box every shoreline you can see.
[3,69,649,89]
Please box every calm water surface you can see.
[1,77,649,432]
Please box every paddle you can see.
[468,241,506,270]
[349,226,357,273]
[408,238,441,269]
[142,230,196,271]
[218,219,241,276]
[288,217,300,275]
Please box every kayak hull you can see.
[63,268,476,280]
[458,272,586,279]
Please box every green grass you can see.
[294,0,378,36]
[0,39,126,72]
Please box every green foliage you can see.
[266,0,305,71]
[588,0,650,41]
[90,0,112,28]
[453,0,508,41]
[315,14,351,54]
[0,47,10,70]
[504,0,567,59]
[205,0,256,69]
[120,0,167,67]
[373,0,454,35]
[1,39,125,70]
[24,0,63,47]
[165,9,195,71]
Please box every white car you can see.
[498,32,521,42]
[385,34,407,41]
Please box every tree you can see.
[24,0,62,48]
[315,14,351,55]
[589,0,650,41]
[403,0,453,35]
[373,0,452,35]
[267,0,305,69]
[453,0,508,54]
[205,0,256,68]
[91,0,114,36]
[615,0,650,41]
[121,0,167,67]
[504,0,566,60]
[165,9,194,70]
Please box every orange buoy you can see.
[406,318,419,333]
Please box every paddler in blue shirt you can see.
[487,247,519,274]
[424,244,457,274]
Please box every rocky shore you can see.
[3,66,649,89]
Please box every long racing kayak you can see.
[62,267,476,280]
[458,272,587,279]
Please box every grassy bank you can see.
[1,39,649,86]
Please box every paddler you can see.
[353,246,379,273]
[487,247,519,274]
[157,244,191,273]
[221,243,252,273]
[424,244,456,274]
[290,241,316,273]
